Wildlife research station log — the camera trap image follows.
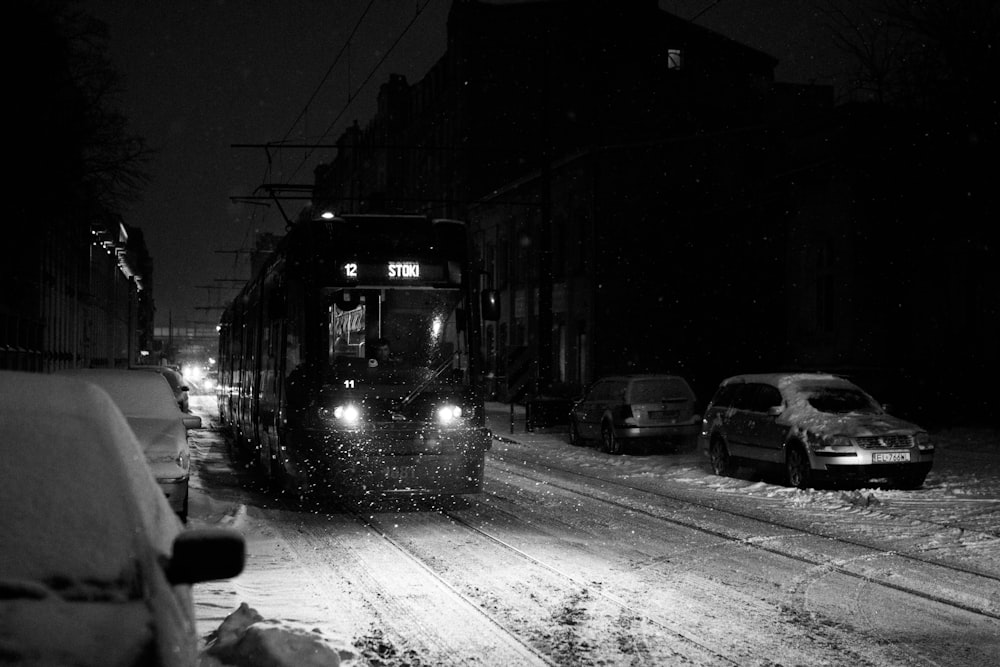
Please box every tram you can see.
[217,214,498,498]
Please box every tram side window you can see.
[284,284,304,377]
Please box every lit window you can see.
[667,48,683,70]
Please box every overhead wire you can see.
[287,0,439,182]
[233,0,386,278]
[278,0,379,147]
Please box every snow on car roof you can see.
[720,372,846,387]
[57,368,181,419]
[0,371,181,585]
[132,365,184,390]
[600,373,691,380]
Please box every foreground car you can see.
[0,370,244,667]
[569,374,700,454]
[58,368,201,520]
[699,372,934,489]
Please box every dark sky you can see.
[83,0,850,331]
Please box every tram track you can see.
[486,452,1000,621]
[343,506,561,666]
[231,465,805,664]
[351,504,743,666]
[315,489,957,666]
[264,496,558,666]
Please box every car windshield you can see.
[135,367,181,392]
[800,384,881,414]
[631,378,692,403]
[158,370,182,392]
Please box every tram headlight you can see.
[436,404,463,425]
[320,403,362,427]
[333,404,361,425]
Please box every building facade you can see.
[311,0,998,423]
[2,215,153,373]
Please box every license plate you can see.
[873,451,910,463]
[649,410,679,422]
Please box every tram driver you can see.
[368,336,406,369]
[373,337,393,365]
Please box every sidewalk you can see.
[485,401,570,446]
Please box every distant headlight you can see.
[437,404,463,425]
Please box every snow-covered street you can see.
[187,395,1000,666]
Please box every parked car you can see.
[131,364,190,413]
[569,374,700,454]
[58,368,201,520]
[0,370,244,667]
[699,372,934,489]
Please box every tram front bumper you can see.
[286,425,492,496]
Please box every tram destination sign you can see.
[338,261,452,283]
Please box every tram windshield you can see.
[324,287,468,385]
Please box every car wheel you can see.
[601,422,623,455]
[569,420,584,446]
[785,445,812,489]
[710,438,735,476]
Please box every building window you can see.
[667,48,683,70]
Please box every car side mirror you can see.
[183,415,202,429]
[767,405,784,417]
[166,528,245,585]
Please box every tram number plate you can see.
[873,451,910,463]
[384,465,421,485]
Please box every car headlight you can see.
[436,404,463,425]
[808,433,854,451]
[915,432,934,450]
[152,451,189,472]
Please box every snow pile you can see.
[199,603,357,667]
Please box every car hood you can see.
[126,417,188,457]
[787,408,923,437]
